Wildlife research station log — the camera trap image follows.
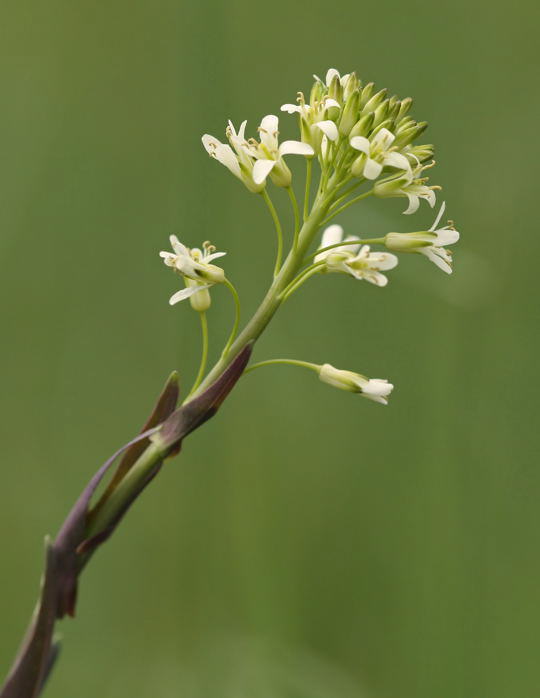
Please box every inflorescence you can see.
[159,67,461,405]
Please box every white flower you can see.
[202,120,263,193]
[313,68,351,87]
[319,363,394,405]
[159,237,226,308]
[374,161,439,214]
[384,202,460,274]
[280,92,341,151]
[315,225,398,287]
[243,114,314,187]
[350,127,412,180]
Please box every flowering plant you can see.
[1,67,460,698]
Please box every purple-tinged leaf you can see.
[159,344,253,453]
[96,371,179,511]
[1,542,59,698]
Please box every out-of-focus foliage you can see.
[0,0,539,696]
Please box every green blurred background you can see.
[1,0,539,696]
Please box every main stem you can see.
[191,191,332,397]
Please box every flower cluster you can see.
[157,68,461,406]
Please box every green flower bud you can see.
[338,90,361,136]
[396,97,413,122]
[343,71,360,100]
[407,144,435,162]
[327,74,343,102]
[362,88,388,115]
[371,118,395,138]
[359,82,374,108]
[310,80,325,104]
[349,112,374,139]
[372,101,390,127]
[394,121,428,147]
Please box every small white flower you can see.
[384,202,460,274]
[313,68,351,87]
[280,91,341,153]
[243,114,314,187]
[315,225,398,287]
[202,120,263,193]
[374,161,439,214]
[319,363,394,405]
[350,127,412,180]
[159,237,226,308]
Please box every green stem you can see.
[287,186,301,249]
[222,278,241,357]
[262,189,284,277]
[279,261,325,301]
[244,358,320,375]
[321,189,374,226]
[329,180,363,211]
[190,192,332,398]
[187,311,208,398]
[303,159,312,221]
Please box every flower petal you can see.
[169,235,189,256]
[420,247,452,274]
[212,143,242,178]
[325,68,340,85]
[205,251,227,262]
[202,134,220,154]
[315,120,339,142]
[259,114,279,150]
[384,151,412,173]
[324,98,341,110]
[372,128,395,149]
[435,228,460,246]
[281,103,301,114]
[320,224,344,248]
[279,140,314,156]
[252,158,276,185]
[363,158,383,180]
[370,252,399,271]
[169,285,211,305]
[403,193,420,215]
[350,136,370,154]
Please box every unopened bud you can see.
[338,90,360,136]
[362,88,388,115]
[327,74,343,102]
[359,82,374,108]
[343,71,360,100]
[349,112,374,139]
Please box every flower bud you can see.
[407,144,434,162]
[343,71,360,100]
[349,112,374,139]
[394,121,428,147]
[327,74,343,102]
[359,82,374,108]
[338,90,360,136]
[372,101,390,127]
[310,80,325,104]
[374,176,411,197]
[396,97,413,122]
[362,88,388,115]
